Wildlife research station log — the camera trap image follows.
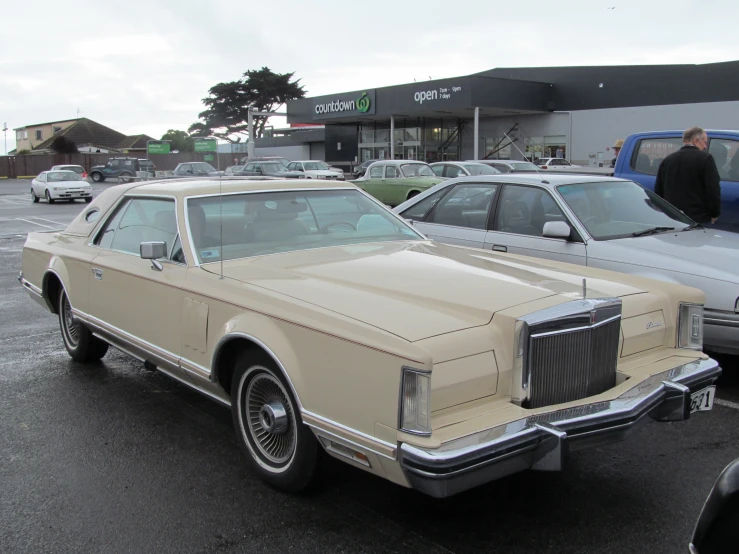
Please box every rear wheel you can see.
[119,172,133,183]
[58,290,108,362]
[231,351,319,493]
[45,189,55,204]
[30,188,39,203]
[91,172,104,183]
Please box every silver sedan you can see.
[394,173,739,355]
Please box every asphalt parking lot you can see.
[1,178,739,553]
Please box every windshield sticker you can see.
[200,248,221,259]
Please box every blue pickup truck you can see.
[614,130,739,232]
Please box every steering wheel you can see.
[582,216,600,227]
[320,221,357,233]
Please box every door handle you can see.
[492,245,507,252]
[92,268,103,280]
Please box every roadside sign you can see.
[147,142,171,154]
[204,154,214,162]
[194,139,217,153]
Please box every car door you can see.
[484,184,587,264]
[361,164,385,200]
[379,165,406,206]
[707,135,739,233]
[87,196,188,376]
[33,173,46,196]
[102,160,119,178]
[410,183,499,248]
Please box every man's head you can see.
[613,139,624,157]
[683,127,708,150]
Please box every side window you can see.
[369,166,383,179]
[385,166,398,178]
[38,173,47,182]
[709,139,739,182]
[431,165,444,177]
[244,163,255,171]
[632,137,683,175]
[104,198,178,256]
[400,187,450,220]
[96,199,131,249]
[109,159,120,168]
[492,164,510,173]
[428,184,498,229]
[180,164,192,174]
[287,163,296,171]
[444,165,465,178]
[495,185,567,237]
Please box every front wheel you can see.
[31,189,39,203]
[84,197,92,203]
[58,290,108,362]
[45,189,55,204]
[231,351,319,493]
[91,172,104,183]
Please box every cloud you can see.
[2,0,738,153]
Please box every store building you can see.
[285,61,739,167]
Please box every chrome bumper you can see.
[400,358,721,498]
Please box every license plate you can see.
[690,386,715,414]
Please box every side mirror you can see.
[140,241,167,271]
[542,221,571,240]
[690,458,739,554]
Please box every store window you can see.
[484,138,512,159]
[526,136,567,162]
[709,139,739,182]
[632,137,683,175]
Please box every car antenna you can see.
[502,132,548,183]
[218,139,224,280]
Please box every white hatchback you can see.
[31,170,93,204]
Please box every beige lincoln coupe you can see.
[19,178,721,497]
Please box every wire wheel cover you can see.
[61,294,80,347]
[245,372,297,465]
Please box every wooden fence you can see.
[0,153,245,179]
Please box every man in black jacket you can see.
[654,127,721,224]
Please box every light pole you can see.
[2,122,7,156]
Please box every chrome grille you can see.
[515,298,622,409]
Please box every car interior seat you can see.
[635,154,652,173]
[500,199,538,236]
[434,202,467,227]
[245,200,310,242]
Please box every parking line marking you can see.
[715,398,739,411]
[29,216,64,225]
[15,218,58,230]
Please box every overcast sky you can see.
[2,0,737,153]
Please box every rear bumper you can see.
[400,358,721,498]
[704,309,739,355]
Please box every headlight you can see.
[678,303,703,350]
[399,367,431,435]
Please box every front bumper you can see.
[400,358,721,498]
[704,309,739,355]
[49,188,92,199]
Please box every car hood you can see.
[607,228,739,283]
[211,241,645,341]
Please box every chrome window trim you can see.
[184,187,424,267]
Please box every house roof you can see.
[33,118,127,151]
[13,118,78,131]
[116,134,155,150]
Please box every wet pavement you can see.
[1,224,739,553]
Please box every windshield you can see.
[463,164,500,175]
[510,161,541,171]
[261,162,286,172]
[304,161,330,170]
[556,180,693,239]
[400,164,435,177]
[47,171,82,182]
[186,189,422,263]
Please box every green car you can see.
[351,161,444,207]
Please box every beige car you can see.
[19,178,721,497]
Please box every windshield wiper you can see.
[682,222,704,231]
[631,226,675,237]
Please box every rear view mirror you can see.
[542,221,571,239]
[690,458,739,553]
[140,241,167,260]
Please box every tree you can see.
[188,67,306,142]
[160,129,194,153]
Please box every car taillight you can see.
[82,172,88,178]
